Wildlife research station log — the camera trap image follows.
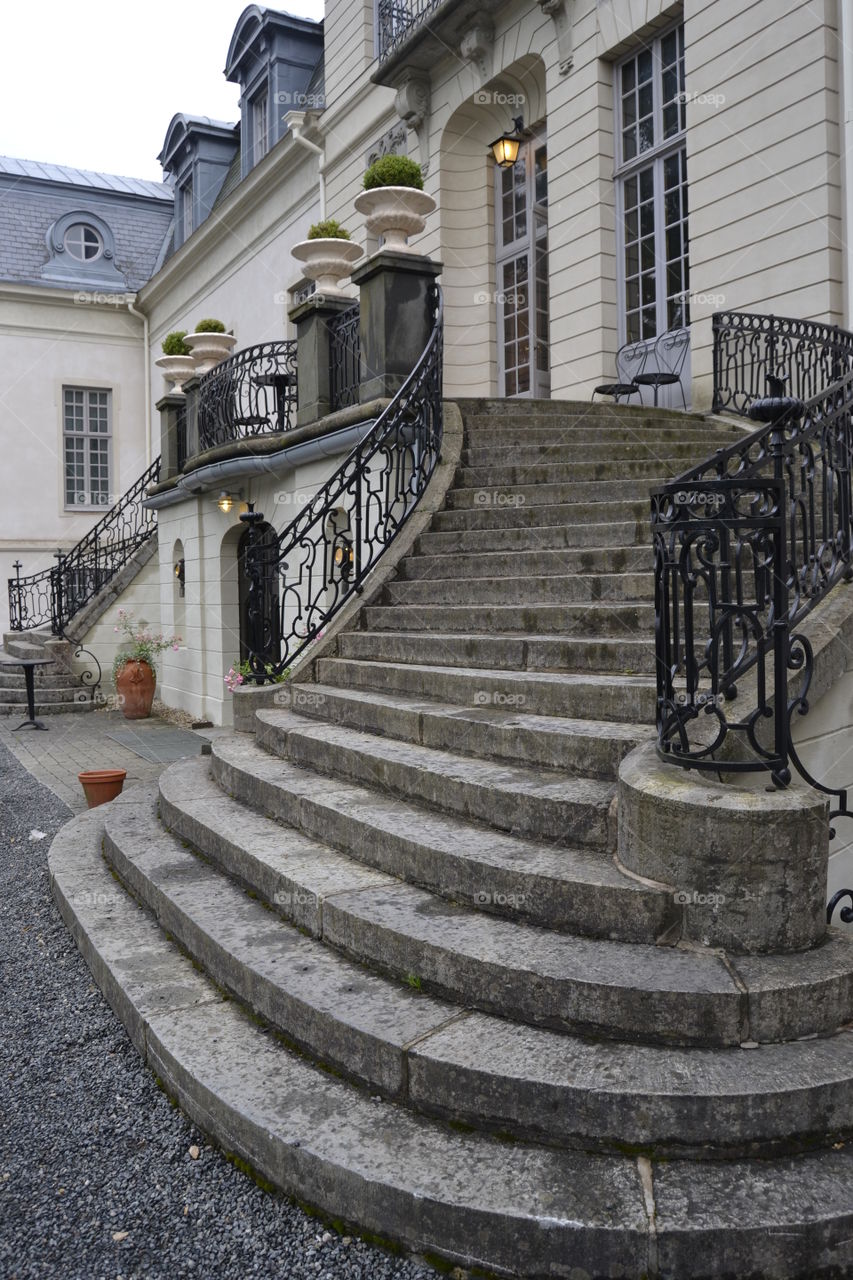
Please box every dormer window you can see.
[64,223,102,262]
[181,178,194,240]
[253,92,268,162]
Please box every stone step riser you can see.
[337,630,657,675]
[383,573,654,606]
[400,547,654,579]
[0,686,91,704]
[315,658,657,723]
[447,480,660,510]
[0,698,93,716]
[0,671,84,689]
[415,521,648,553]
[362,602,654,637]
[457,459,690,487]
[460,441,726,464]
[284,682,640,778]
[254,715,616,851]
[433,499,650,530]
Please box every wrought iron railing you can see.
[653,310,853,816]
[329,303,361,413]
[197,341,297,453]
[8,457,161,634]
[377,0,444,60]
[242,284,443,680]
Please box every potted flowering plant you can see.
[155,330,195,394]
[184,318,237,375]
[112,609,182,719]
[291,218,363,296]
[354,155,435,253]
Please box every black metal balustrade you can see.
[329,303,361,413]
[197,340,297,453]
[9,457,161,634]
[242,285,443,679]
[376,0,444,59]
[653,310,853,841]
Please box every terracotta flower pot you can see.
[115,659,156,719]
[78,769,127,809]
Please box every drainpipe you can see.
[126,296,151,467]
[840,0,853,325]
[285,111,326,220]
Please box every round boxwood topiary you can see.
[193,318,226,333]
[307,218,351,240]
[161,330,190,356]
[363,155,423,191]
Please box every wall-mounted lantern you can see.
[489,116,525,168]
[174,558,185,597]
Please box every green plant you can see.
[405,973,422,990]
[224,660,291,691]
[193,318,226,334]
[307,219,351,241]
[161,330,190,356]
[363,154,423,191]
[112,609,181,683]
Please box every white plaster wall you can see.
[72,552,163,694]
[0,287,149,635]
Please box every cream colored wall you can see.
[684,0,843,409]
[0,285,148,635]
[72,551,163,692]
[791,670,853,912]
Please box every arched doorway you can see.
[237,521,281,666]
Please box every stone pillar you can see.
[618,741,829,954]
[289,294,355,427]
[156,392,187,480]
[350,251,442,404]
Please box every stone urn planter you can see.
[78,769,127,809]
[155,354,196,394]
[353,187,436,253]
[185,331,237,376]
[290,238,364,296]
[115,658,156,719]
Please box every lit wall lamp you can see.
[489,116,525,168]
[216,490,242,514]
[174,558,185,597]
[334,539,354,580]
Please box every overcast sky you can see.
[1,0,325,182]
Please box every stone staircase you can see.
[50,400,853,1278]
[0,631,95,716]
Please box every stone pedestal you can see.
[289,294,355,427]
[618,741,829,954]
[350,250,442,403]
[157,391,190,479]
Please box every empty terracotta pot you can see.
[78,769,127,809]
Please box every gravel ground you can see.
[0,738,439,1280]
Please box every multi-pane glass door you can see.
[495,132,550,398]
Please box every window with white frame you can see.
[615,24,689,343]
[63,388,111,508]
[181,177,193,241]
[253,91,269,162]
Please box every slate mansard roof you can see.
[0,155,175,293]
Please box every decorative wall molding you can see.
[459,17,494,83]
[538,0,574,74]
[365,122,409,167]
[393,71,432,174]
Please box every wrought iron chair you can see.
[634,326,690,408]
[591,338,649,403]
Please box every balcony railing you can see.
[377,0,444,60]
[197,340,297,453]
[329,303,361,413]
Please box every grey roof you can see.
[0,155,172,200]
[0,157,174,292]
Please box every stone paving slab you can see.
[0,708,214,813]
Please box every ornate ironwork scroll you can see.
[197,341,297,453]
[329,303,361,413]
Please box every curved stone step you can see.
[458,457,691,486]
[401,544,654,578]
[253,709,617,848]
[460,440,729,465]
[337,629,657,674]
[383,571,653,605]
[209,736,853,1048]
[315,657,657,723]
[279,680,644,776]
[55,808,853,1280]
[363,601,654,637]
[0,695,94,716]
[177,747,670,941]
[447,478,661,509]
[0,668,83,689]
[416,519,648,553]
[103,780,853,1159]
[432,497,648,530]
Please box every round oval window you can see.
[64,224,102,261]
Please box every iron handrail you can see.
[197,340,298,453]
